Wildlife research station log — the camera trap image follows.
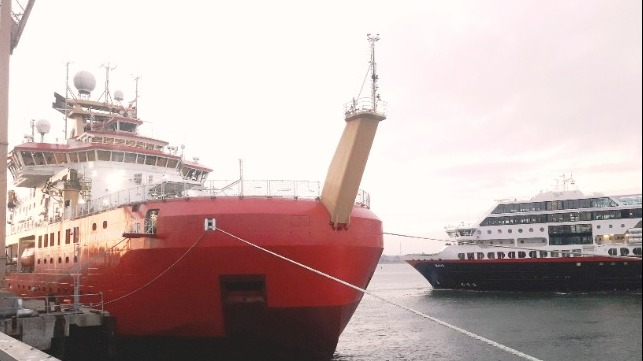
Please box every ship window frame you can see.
[145,155,158,166]
[69,152,79,163]
[97,150,111,161]
[33,152,46,165]
[124,152,137,163]
[20,151,35,166]
[113,151,125,162]
[86,150,96,161]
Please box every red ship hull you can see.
[5,197,383,360]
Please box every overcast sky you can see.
[7,0,642,255]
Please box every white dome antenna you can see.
[35,119,50,142]
[73,71,96,96]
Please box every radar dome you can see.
[114,90,124,101]
[73,71,97,95]
[35,119,51,135]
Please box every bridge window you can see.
[167,159,179,169]
[145,155,157,166]
[33,152,46,165]
[124,152,137,163]
[97,150,111,161]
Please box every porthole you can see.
[609,224,613,228]
[44,259,47,264]
[103,221,108,229]
[621,224,625,228]
[508,229,513,234]
[50,258,54,264]
[518,229,523,233]
[529,228,533,232]
[65,256,69,263]
[487,230,492,234]
[498,229,502,234]
[92,223,97,231]
[597,225,601,229]
[58,257,62,264]
[539,227,544,232]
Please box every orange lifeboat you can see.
[20,247,35,268]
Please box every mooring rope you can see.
[103,231,207,305]
[216,227,544,361]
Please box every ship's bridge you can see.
[8,141,211,189]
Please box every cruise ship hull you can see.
[5,197,383,360]
[406,258,642,292]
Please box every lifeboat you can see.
[20,247,35,268]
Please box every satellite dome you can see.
[73,71,96,95]
[35,119,51,135]
[114,90,124,101]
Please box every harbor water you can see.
[62,262,642,361]
[332,262,642,361]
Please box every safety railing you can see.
[9,179,371,234]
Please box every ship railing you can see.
[60,181,372,222]
[10,180,370,233]
[344,96,388,118]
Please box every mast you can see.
[368,33,379,112]
[321,34,386,229]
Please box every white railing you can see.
[10,180,371,233]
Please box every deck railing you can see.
[9,180,371,234]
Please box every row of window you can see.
[88,135,163,151]
[481,208,641,226]
[37,255,78,265]
[15,149,180,169]
[9,149,210,184]
[37,227,80,248]
[457,247,642,260]
[491,197,618,214]
[37,220,114,248]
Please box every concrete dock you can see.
[0,291,112,361]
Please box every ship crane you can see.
[1,0,36,279]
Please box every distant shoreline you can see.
[379,255,405,264]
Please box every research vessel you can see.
[3,35,387,360]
